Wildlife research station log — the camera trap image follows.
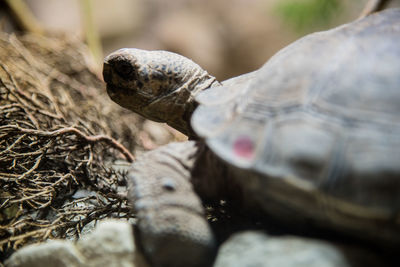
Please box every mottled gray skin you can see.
[103,48,219,136]
[104,9,400,267]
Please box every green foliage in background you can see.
[275,0,342,33]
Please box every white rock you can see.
[214,231,354,267]
[76,220,137,267]
[5,220,149,267]
[5,240,83,267]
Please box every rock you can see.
[213,231,385,267]
[5,220,149,267]
[4,241,83,267]
[76,220,138,267]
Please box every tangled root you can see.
[0,33,140,259]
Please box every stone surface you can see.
[213,231,381,267]
[5,220,149,267]
[5,222,390,267]
[5,241,83,267]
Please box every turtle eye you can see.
[114,60,135,80]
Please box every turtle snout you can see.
[104,57,137,82]
[103,59,126,99]
[112,60,136,81]
[102,61,112,84]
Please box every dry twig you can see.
[0,32,138,260]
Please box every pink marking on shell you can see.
[233,136,255,159]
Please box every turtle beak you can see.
[102,60,112,84]
[103,60,120,100]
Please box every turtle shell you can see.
[192,9,400,241]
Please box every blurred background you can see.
[2,0,399,81]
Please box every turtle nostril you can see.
[114,60,135,80]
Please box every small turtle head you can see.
[103,48,218,135]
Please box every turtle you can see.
[102,9,400,267]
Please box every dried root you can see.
[0,33,140,259]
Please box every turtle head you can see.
[103,48,219,136]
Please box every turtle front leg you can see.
[127,141,216,267]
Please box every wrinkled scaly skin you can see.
[128,141,214,267]
[128,140,250,267]
[103,48,219,136]
[128,141,231,267]
[104,9,400,267]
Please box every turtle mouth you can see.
[105,84,133,103]
[105,84,118,98]
[106,83,162,112]
[106,83,162,104]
